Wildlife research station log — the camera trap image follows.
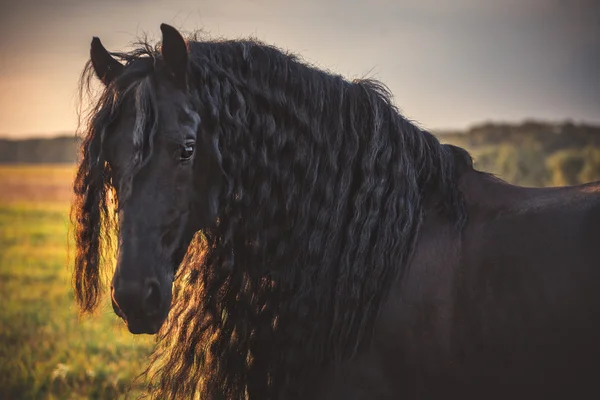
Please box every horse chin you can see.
[125,315,167,335]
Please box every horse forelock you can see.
[88,55,161,204]
[117,74,160,201]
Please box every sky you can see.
[0,0,598,137]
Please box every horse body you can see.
[318,172,600,399]
[72,24,600,399]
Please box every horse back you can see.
[322,174,600,399]
[452,175,600,394]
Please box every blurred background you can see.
[1,0,598,398]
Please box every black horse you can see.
[72,24,600,399]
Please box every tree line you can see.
[1,120,599,187]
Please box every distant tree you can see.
[472,144,549,187]
[578,147,600,184]
[546,150,586,186]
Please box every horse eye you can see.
[180,142,195,161]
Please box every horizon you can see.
[1,0,599,138]
[3,117,600,141]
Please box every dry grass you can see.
[0,164,76,203]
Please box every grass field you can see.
[0,165,155,399]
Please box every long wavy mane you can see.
[72,32,468,399]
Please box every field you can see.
[0,165,154,399]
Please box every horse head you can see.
[84,24,222,334]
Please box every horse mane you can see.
[72,32,468,399]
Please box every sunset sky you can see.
[0,0,598,137]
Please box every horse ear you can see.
[90,37,124,86]
[160,23,188,88]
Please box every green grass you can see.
[0,166,155,400]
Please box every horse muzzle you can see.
[110,278,171,334]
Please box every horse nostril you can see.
[142,280,162,316]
